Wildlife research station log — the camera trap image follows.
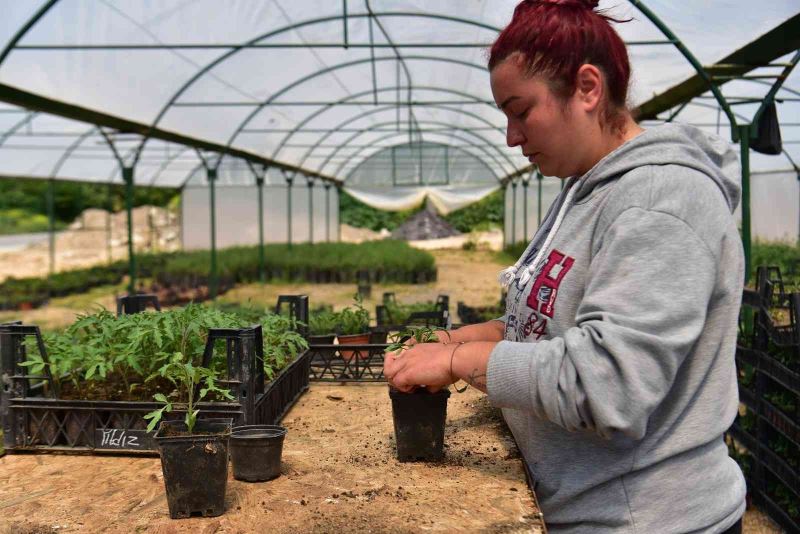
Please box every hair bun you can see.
[530,0,599,10]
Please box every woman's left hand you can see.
[383,342,455,393]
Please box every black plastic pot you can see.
[309,333,336,345]
[230,424,288,482]
[389,387,450,462]
[153,418,233,519]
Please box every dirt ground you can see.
[0,384,544,534]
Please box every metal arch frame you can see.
[330,127,503,181]
[339,137,498,185]
[0,110,39,148]
[629,1,738,135]
[0,0,60,66]
[333,124,508,179]
[219,54,497,164]
[324,124,505,179]
[268,84,500,161]
[135,11,501,163]
[293,103,514,175]
[176,100,516,190]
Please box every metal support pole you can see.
[106,183,112,264]
[285,174,294,249]
[391,146,397,186]
[537,172,543,226]
[46,178,55,277]
[444,145,450,184]
[337,185,342,242]
[256,176,265,284]
[511,181,518,245]
[324,183,331,242]
[307,179,314,244]
[122,166,136,293]
[522,179,529,241]
[501,184,508,248]
[739,124,752,284]
[342,0,348,49]
[208,167,219,299]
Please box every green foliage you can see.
[158,241,436,287]
[143,353,233,434]
[258,311,308,381]
[308,306,338,336]
[0,177,178,235]
[337,294,371,335]
[30,304,244,400]
[0,208,65,234]
[751,241,800,286]
[443,189,503,232]
[383,300,440,325]
[0,241,436,309]
[385,325,449,353]
[339,191,420,231]
[339,188,504,234]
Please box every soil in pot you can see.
[154,419,232,519]
[230,425,288,482]
[337,333,370,362]
[389,387,450,462]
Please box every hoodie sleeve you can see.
[487,206,717,441]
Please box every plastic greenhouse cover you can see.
[0,0,798,191]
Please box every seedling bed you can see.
[1,323,310,455]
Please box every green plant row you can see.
[21,303,307,403]
[0,241,436,309]
[156,241,435,288]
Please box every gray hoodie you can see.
[488,123,746,533]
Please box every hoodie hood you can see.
[573,123,741,213]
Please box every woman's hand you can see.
[383,342,456,393]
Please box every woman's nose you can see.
[506,123,525,147]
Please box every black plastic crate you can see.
[1,321,309,455]
[728,266,800,532]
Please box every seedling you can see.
[338,293,371,335]
[144,354,233,434]
[385,325,450,353]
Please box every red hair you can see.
[489,0,631,132]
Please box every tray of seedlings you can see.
[0,296,309,455]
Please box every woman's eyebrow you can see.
[499,95,521,110]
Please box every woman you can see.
[382,1,746,532]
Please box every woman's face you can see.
[490,58,589,178]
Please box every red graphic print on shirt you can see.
[526,249,574,318]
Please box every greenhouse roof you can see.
[0,0,798,190]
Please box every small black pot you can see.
[389,387,450,462]
[308,333,336,345]
[229,424,288,482]
[154,418,232,519]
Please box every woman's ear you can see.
[575,64,603,113]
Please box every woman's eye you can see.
[515,108,530,120]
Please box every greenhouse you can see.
[0,1,799,532]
